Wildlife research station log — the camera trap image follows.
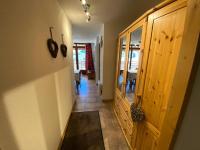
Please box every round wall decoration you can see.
[47,27,58,58]
[60,34,67,57]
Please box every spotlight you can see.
[80,0,91,22]
[86,11,90,16]
[86,16,91,22]
[81,0,86,5]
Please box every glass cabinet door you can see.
[117,36,127,92]
[125,27,142,103]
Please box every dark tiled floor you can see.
[73,76,129,150]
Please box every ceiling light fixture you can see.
[86,16,91,22]
[80,0,91,22]
[81,0,86,5]
[86,11,90,16]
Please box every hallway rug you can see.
[61,111,105,150]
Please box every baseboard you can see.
[57,99,75,150]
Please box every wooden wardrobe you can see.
[113,0,200,149]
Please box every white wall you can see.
[91,43,96,71]
[101,20,123,99]
[101,18,133,100]
[0,0,74,150]
[99,25,104,86]
[95,36,100,84]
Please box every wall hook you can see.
[61,34,64,44]
[60,33,67,58]
[49,27,54,39]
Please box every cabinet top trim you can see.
[119,0,183,36]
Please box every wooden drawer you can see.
[114,95,119,107]
[126,126,133,144]
[131,123,137,148]
[114,95,122,119]
[119,105,134,143]
[121,100,132,122]
[123,114,133,134]
[114,98,118,109]
[115,94,121,105]
[114,93,137,148]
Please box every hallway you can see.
[73,76,129,150]
[0,0,199,150]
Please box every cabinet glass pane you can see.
[117,36,126,91]
[125,27,142,103]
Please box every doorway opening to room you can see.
[73,43,96,96]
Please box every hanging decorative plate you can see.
[47,27,58,58]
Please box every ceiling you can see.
[58,0,162,43]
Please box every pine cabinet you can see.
[113,0,199,149]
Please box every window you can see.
[73,43,87,71]
[78,49,86,70]
[73,49,77,70]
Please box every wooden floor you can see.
[73,75,129,150]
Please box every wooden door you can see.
[135,1,187,150]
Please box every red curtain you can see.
[85,43,94,72]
